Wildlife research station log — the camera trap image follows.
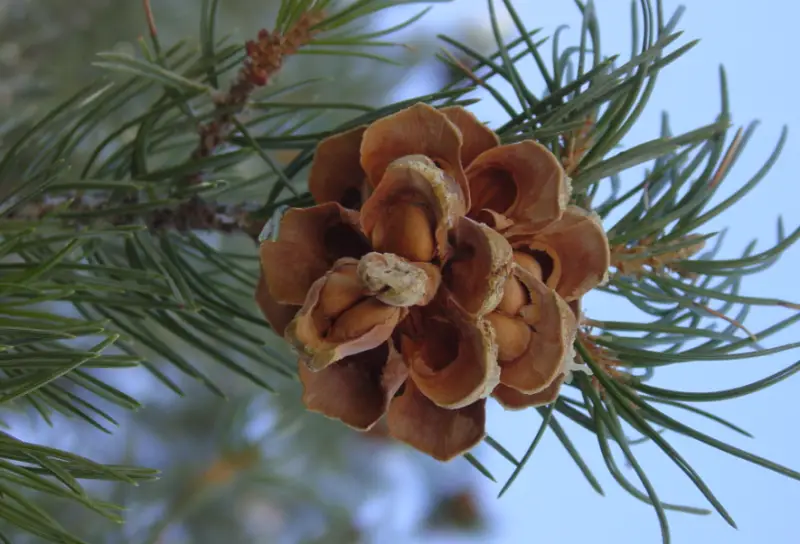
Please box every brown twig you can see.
[6,196,264,238]
[610,235,707,278]
[165,10,325,242]
[185,11,324,187]
[142,0,158,40]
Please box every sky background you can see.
[381,2,800,543]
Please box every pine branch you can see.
[5,195,263,238]
[1,0,799,543]
[186,10,324,187]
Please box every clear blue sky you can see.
[385,2,800,543]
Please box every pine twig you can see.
[6,196,263,237]
[4,10,326,242]
[185,10,324,187]
[610,235,707,278]
[142,0,158,41]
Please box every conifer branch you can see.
[186,10,324,188]
[2,1,799,543]
[5,195,262,237]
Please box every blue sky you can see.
[385,2,800,543]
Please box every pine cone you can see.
[256,103,611,461]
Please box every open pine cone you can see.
[256,103,610,461]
